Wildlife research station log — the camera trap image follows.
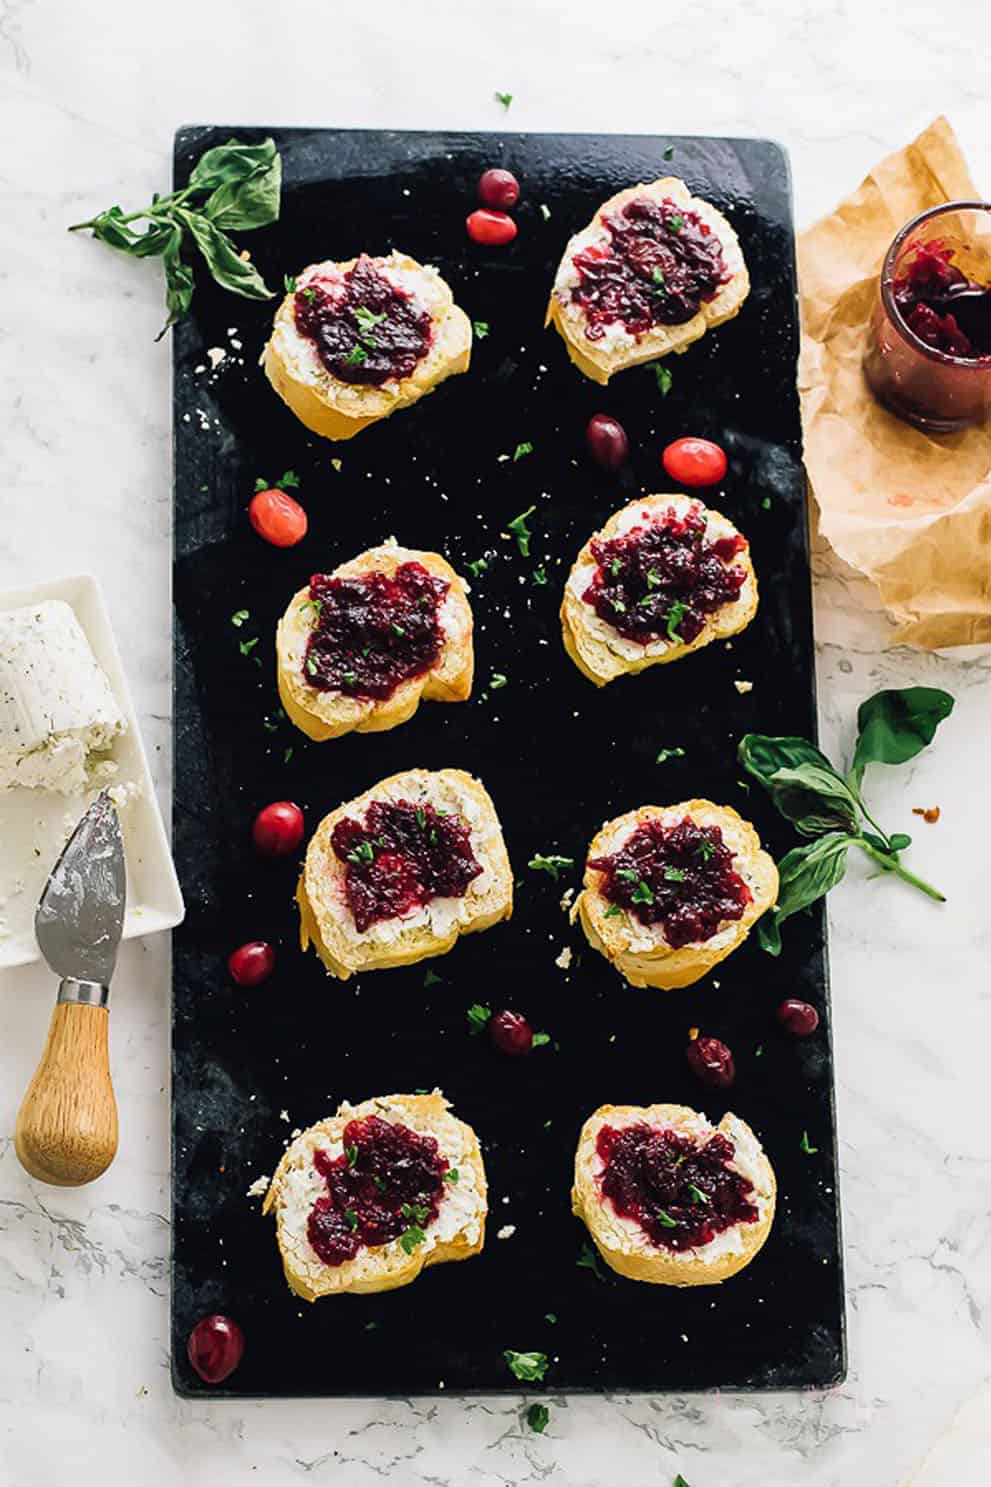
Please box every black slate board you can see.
[171,127,845,1397]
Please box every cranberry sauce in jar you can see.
[597,1122,758,1251]
[569,196,730,339]
[294,256,434,385]
[302,562,449,701]
[330,799,483,933]
[589,816,751,948]
[307,1115,449,1266]
[582,503,747,647]
[863,202,991,431]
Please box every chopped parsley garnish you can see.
[346,1144,359,1168]
[305,655,318,676]
[613,599,627,613]
[239,637,259,657]
[392,622,406,637]
[283,746,293,763]
[666,599,688,640]
[473,320,490,339]
[651,267,666,290]
[467,1003,492,1035]
[609,557,622,577]
[532,565,548,586]
[696,839,716,862]
[513,441,533,462]
[230,609,249,627]
[544,1312,557,1324]
[301,286,317,302]
[663,867,687,883]
[668,213,685,232]
[504,1350,548,1382]
[465,557,489,577]
[656,747,686,764]
[687,1183,709,1205]
[423,968,442,988]
[648,362,673,397]
[347,841,375,865]
[656,1209,678,1228]
[354,305,386,337]
[283,273,297,292]
[526,1403,550,1434]
[490,672,509,690]
[278,470,301,489]
[674,1476,692,1487]
[345,344,368,366]
[576,1241,609,1282]
[494,91,513,109]
[539,203,551,221]
[646,568,663,590]
[401,1201,431,1225]
[443,1168,459,1184]
[800,1130,819,1156]
[761,495,772,510]
[663,145,674,162]
[341,670,357,688]
[528,853,574,881]
[399,1225,426,1254]
[603,904,624,918]
[415,806,427,830]
[631,879,655,905]
[531,1032,551,1048]
[506,505,536,556]
[344,1209,358,1232]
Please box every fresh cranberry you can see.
[662,437,728,488]
[228,941,275,988]
[686,1035,735,1089]
[187,1315,245,1385]
[478,168,520,210]
[248,488,308,548]
[252,801,305,857]
[776,999,820,1038]
[466,209,518,247]
[304,563,448,701]
[489,1009,534,1057]
[585,414,630,471]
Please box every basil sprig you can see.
[740,687,953,955]
[69,137,281,335]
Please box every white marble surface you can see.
[2,3,990,1483]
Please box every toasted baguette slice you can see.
[575,799,777,990]
[277,542,473,742]
[572,1103,776,1286]
[562,495,757,687]
[298,767,512,980]
[263,252,471,440]
[263,1091,487,1301]
[546,178,749,385]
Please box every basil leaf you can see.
[88,207,178,259]
[177,210,274,300]
[158,233,195,338]
[850,687,955,787]
[186,137,278,193]
[204,154,282,231]
[759,832,852,955]
[739,735,858,835]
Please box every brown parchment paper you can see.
[798,116,991,648]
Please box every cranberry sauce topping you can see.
[307,1115,449,1266]
[303,562,448,701]
[331,798,483,933]
[589,816,751,948]
[597,1122,758,1251]
[892,240,991,359]
[583,504,747,647]
[570,196,730,339]
[294,255,434,385]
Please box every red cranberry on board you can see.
[228,941,275,988]
[686,1034,735,1089]
[489,1009,534,1057]
[776,999,820,1038]
[248,487,308,548]
[585,414,630,471]
[466,209,518,247]
[252,801,305,857]
[187,1314,245,1385]
[662,437,728,488]
[478,168,520,210]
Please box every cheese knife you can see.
[14,791,125,1186]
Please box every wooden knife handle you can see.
[15,999,118,1187]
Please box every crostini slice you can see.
[263,251,472,440]
[298,767,513,980]
[277,541,473,742]
[561,494,757,687]
[572,1102,775,1285]
[546,177,749,385]
[264,1091,487,1301]
[575,798,777,990]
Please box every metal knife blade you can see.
[35,791,126,984]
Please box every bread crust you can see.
[546,178,750,385]
[262,252,471,440]
[561,495,758,687]
[297,767,513,980]
[575,799,778,990]
[572,1103,776,1286]
[263,1091,487,1301]
[276,542,474,742]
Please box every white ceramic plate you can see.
[0,573,184,969]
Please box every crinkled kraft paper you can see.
[798,116,991,647]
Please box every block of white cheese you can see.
[0,600,127,794]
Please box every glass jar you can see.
[863,201,991,432]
